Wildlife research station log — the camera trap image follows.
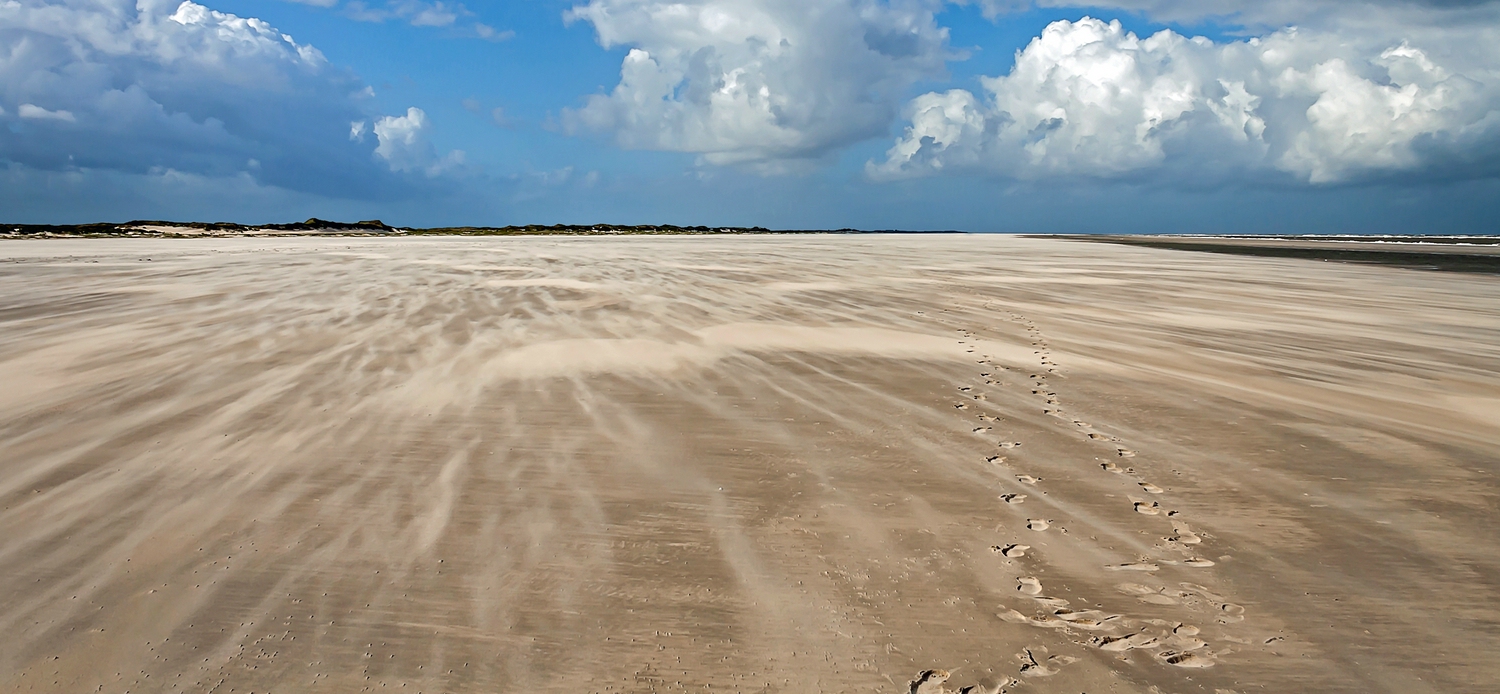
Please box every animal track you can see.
[1134,500,1163,515]
[1168,522,1202,545]
[942,305,1241,684]
[995,544,1031,557]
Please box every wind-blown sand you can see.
[1,235,1497,694]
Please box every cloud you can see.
[346,0,460,26]
[462,98,513,127]
[960,0,1500,26]
[0,0,452,198]
[289,0,508,37]
[871,17,1500,184]
[474,23,515,42]
[562,0,953,171]
[490,107,511,128]
[374,107,465,175]
[18,104,76,122]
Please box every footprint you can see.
[1105,562,1160,572]
[911,669,1013,694]
[1139,482,1164,494]
[1101,462,1122,473]
[999,441,1022,449]
[1169,527,1202,545]
[995,544,1031,558]
[1180,583,1226,601]
[1015,475,1040,485]
[974,426,993,433]
[1217,603,1246,623]
[1029,595,1071,609]
[1017,577,1043,595]
[1093,632,1159,652]
[1117,449,1137,458]
[957,678,1010,694]
[986,456,1006,464]
[909,669,952,694]
[955,404,969,410]
[1175,624,1201,636]
[1017,649,1075,677]
[1026,519,1050,531]
[1054,609,1120,630]
[999,493,1027,504]
[1024,614,1070,629]
[1181,558,1216,568]
[1158,651,1216,668]
[1134,501,1162,515]
[1087,433,1109,440]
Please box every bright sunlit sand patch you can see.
[484,278,603,290]
[761,281,850,292]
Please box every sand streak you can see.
[1,235,1497,693]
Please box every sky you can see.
[2,0,1499,232]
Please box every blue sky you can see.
[2,0,1498,231]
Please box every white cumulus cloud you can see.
[872,17,1500,184]
[374,107,465,175]
[0,0,453,196]
[562,0,953,171]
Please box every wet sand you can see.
[1,235,1497,694]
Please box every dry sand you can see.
[0,235,1497,694]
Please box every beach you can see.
[1,234,1496,693]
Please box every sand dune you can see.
[0,235,1497,693]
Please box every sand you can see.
[0,235,1496,694]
